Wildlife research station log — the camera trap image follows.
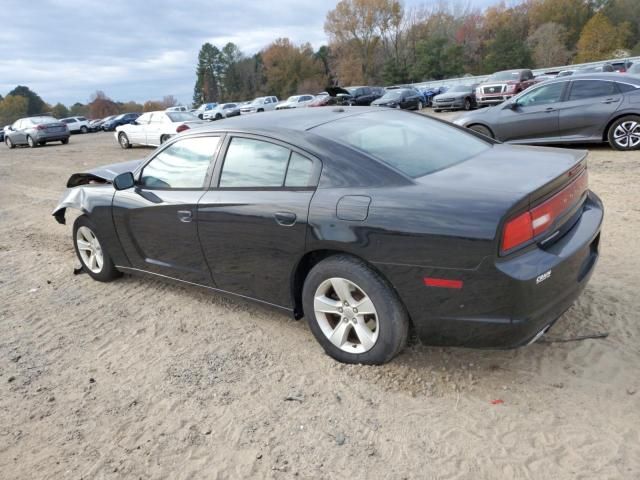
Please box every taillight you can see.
[501,170,588,253]
[34,124,46,130]
[176,124,190,133]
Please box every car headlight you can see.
[452,118,465,126]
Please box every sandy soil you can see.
[1,114,639,480]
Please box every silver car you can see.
[453,73,640,151]
[4,116,70,148]
[202,103,240,120]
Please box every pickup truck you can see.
[476,69,538,107]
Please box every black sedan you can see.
[53,108,603,364]
[372,88,423,110]
[454,73,640,150]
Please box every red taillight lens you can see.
[501,170,588,253]
[35,124,46,130]
[176,124,190,133]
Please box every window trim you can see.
[513,80,569,107]
[134,133,224,191]
[567,79,620,101]
[210,133,322,191]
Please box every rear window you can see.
[312,111,490,178]
[166,112,196,122]
[30,116,58,124]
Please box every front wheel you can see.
[80,126,88,134]
[73,216,121,282]
[608,115,640,151]
[302,255,409,365]
[464,98,472,111]
[5,137,15,149]
[118,132,131,149]
[61,138,69,145]
[417,101,423,110]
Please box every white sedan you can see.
[114,111,206,148]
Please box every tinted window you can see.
[617,83,638,93]
[312,111,490,178]
[220,138,290,188]
[166,112,194,122]
[569,80,617,100]
[285,152,314,187]
[78,117,87,121]
[140,136,219,189]
[517,82,565,106]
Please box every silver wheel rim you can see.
[418,102,423,109]
[314,278,379,353]
[119,134,128,147]
[28,137,34,147]
[613,121,640,148]
[76,226,104,273]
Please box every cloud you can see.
[0,0,498,106]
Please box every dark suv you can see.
[4,115,70,148]
[345,86,383,106]
[102,112,140,131]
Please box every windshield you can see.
[167,112,197,122]
[380,90,404,100]
[29,116,57,124]
[251,97,265,105]
[487,71,520,82]
[449,85,472,92]
[312,111,490,178]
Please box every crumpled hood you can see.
[66,159,143,187]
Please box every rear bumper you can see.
[434,100,465,109]
[35,132,70,142]
[375,191,603,348]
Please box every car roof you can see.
[543,72,640,85]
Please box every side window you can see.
[617,83,637,93]
[517,82,565,107]
[140,136,219,189]
[285,152,314,187]
[220,138,290,188]
[137,113,152,124]
[78,117,87,121]
[569,81,617,101]
[13,120,22,129]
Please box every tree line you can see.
[193,0,640,103]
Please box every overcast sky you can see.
[0,0,498,106]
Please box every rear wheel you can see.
[118,132,131,149]
[5,137,15,149]
[469,124,493,138]
[257,108,264,112]
[417,101,423,110]
[215,113,222,120]
[160,134,170,144]
[302,255,409,365]
[73,216,121,282]
[608,115,640,151]
[61,138,69,145]
[27,135,37,148]
[433,109,441,113]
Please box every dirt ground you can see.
[1,112,639,480]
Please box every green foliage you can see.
[412,37,464,81]
[193,43,221,106]
[7,85,46,115]
[576,12,631,62]
[382,59,409,85]
[51,103,70,119]
[483,27,534,72]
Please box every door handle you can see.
[545,107,555,112]
[601,98,619,104]
[274,211,297,226]
[177,210,193,223]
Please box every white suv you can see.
[240,96,279,114]
[60,116,90,134]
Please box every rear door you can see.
[197,135,320,307]
[10,120,26,144]
[493,81,566,142]
[127,112,152,144]
[112,135,222,285]
[144,113,167,146]
[556,79,623,140]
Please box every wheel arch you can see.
[602,112,640,142]
[467,122,495,138]
[290,249,415,333]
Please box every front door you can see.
[197,135,320,307]
[112,135,222,285]
[494,81,567,142]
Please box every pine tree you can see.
[193,43,222,107]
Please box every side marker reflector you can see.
[423,277,463,289]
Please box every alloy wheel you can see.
[613,121,640,149]
[76,226,104,273]
[313,277,379,353]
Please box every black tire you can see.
[257,108,264,112]
[73,215,121,282]
[5,137,15,149]
[61,138,69,145]
[118,132,131,149]
[27,135,37,148]
[215,113,222,120]
[607,115,640,151]
[80,126,88,134]
[464,98,472,111]
[468,124,494,138]
[302,255,409,365]
[433,109,441,113]
[160,134,170,144]
[417,101,423,110]
[39,141,46,146]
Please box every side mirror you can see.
[506,102,519,110]
[130,120,138,125]
[113,172,135,191]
